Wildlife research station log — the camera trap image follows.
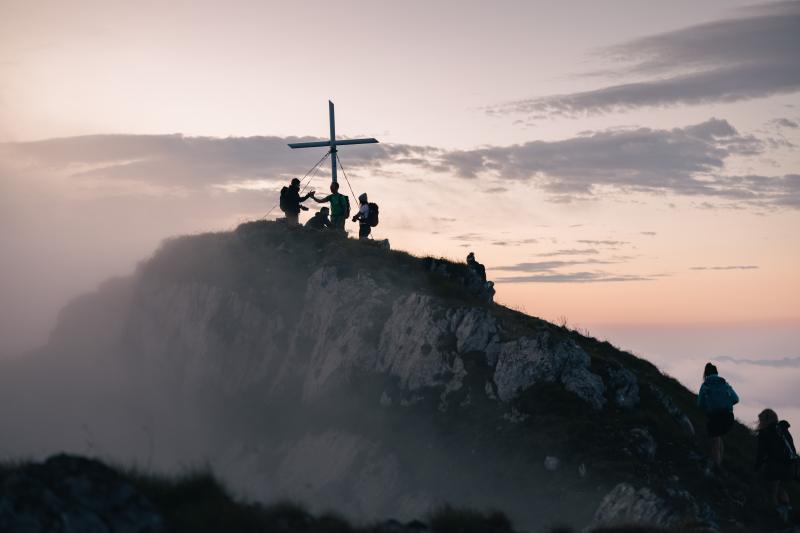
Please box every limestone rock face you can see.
[0,455,165,533]
[493,333,606,409]
[378,293,460,392]
[593,483,702,528]
[290,267,390,400]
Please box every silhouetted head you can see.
[758,408,778,429]
[330,182,339,193]
[291,178,301,189]
[358,193,368,205]
[319,207,329,216]
[467,252,475,263]
[703,362,718,378]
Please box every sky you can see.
[1,0,798,423]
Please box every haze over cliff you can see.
[0,221,794,531]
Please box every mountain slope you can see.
[0,221,794,531]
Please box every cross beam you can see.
[288,100,378,184]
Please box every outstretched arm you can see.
[310,194,329,204]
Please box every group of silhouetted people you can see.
[697,362,798,523]
[279,178,378,240]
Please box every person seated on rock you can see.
[464,252,494,303]
[305,207,332,230]
[697,363,739,468]
[310,182,350,231]
[466,252,487,284]
[755,408,797,524]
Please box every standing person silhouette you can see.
[279,178,313,226]
[311,182,350,231]
[697,363,739,468]
[756,408,797,524]
[352,193,371,240]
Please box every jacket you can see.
[697,374,739,413]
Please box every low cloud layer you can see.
[716,355,800,369]
[486,1,800,117]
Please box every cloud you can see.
[769,118,799,129]
[434,119,780,201]
[641,231,657,236]
[690,265,759,270]
[537,248,599,257]
[3,122,797,209]
[496,272,651,283]
[0,134,438,188]
[486,1,800,116]
[577,240,628,246]
[491,257,658,284]
[494,259,614,272]
[490,238,538,247]
[716,356,800,368]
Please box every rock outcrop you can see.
[0,222,774,532]
[592,482,714,530]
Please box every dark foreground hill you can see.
[0,221,796,532]
[0,453,705,533]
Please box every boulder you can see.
[607,366,640,409]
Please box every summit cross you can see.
[288,100,379,184]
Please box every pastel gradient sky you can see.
[1,1,798,422]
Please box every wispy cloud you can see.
[537,248,599,257]
[485,1,800,117]
[577,240,628,247]
[769,118,799,129]
[491,238,538,247]
[496,272,651,283]
[494,259,615,272]
[690,265,759,271]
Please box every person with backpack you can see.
[280,178,314,226]
[697,362,739,467]
[304,207,332,230]
[310,182,350,231]
[756,408,797,523]
[351,192,379,240]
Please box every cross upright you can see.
[288,100,379,184]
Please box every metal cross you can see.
[288,100,379,184]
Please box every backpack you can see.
[279,187,290,213]
[700,377,738,413]
[367,202,379,227]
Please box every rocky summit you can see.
[0,221,796,532]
